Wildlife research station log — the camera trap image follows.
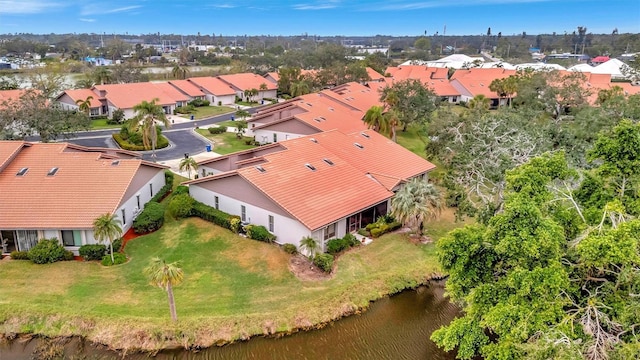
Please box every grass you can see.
[215,119,248,128]
[177,106,235,120]
[90,119,121,130]
[195,129,256,155]
[396,125,428,159]
[0,217,455,351]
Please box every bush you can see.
[149,171,174,203]
[343,233,359,247]
[283,243,297,254]
[10,251,29,260]
[133,202,165,234]
[313,253,334,272]
[189,99,210,107]
[173,185,189,195]
[245,225,276,242]
[168,193,195,219]
[191,200,239,231]
[101,252,127,266]
[370,228,382,238]
[28,238,67,264]
[208,126,227,134]
[108,109,125,124]
[230,217,241,233]
[79,244,107,261]
[64,250,75,261]
[113,133,169,151]
[326,237,348,254]
[112,237,123,253]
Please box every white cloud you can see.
[0,0,64,14]
[81,4,142,16]
[293,3,338,10]
[377,0,553,10]
[79,18,95,22]
[210,4,235,8]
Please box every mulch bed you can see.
[289,254,332,281]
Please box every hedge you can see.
[28,238,71,264]
[168,193,194,219]
[208,126,227,134]
[79,244,107,261]
[245,224,276,243]
[313,253,334,273]
[102,252,127,266]
[149,171,174,203]
[10,251,29,260]
[112,133,169,151]
[283,243,297,254]
[133,202,165,234]
[191,200,239,231]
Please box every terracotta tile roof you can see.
[289,94,369,133]
[153,82,190,102]
[188,130,435,230]
[0,141,28,172]
[187,77,236,96]
[265,72,279,82]
[0,89,29,109]
[385,66,448,81]
[57,89,102,108]
[217,73,278,91]
[366,67,386,81]
[321,81,383,114]
[449,68,517,98]
[168,80,207,97]
[93,83,179,109]
[0,142,167,229]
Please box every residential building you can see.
[187,77,236,105]
[217,73,278,102]
[55,88,105,117]
[186,130,435,252]
[449,68,517,107]
[0,141,168,255]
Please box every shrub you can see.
[191,200,239,231]
[133,202,165,234]
[79,244,107,261]
[229,217,241,233]
[189,98,210,107]
[112,237,123,252]
[101,252,127,266]
[28,238,67,264]
[10,251,29,260]
[246,225,276,242]
[283,243,297,254]
[173,185,189,195]
[149,171,174,203]
[343,233,359,247]
[326,237,348,254]
[112,133,169,151]
[168,193,194,219]
[313,253,334,272]
[108,109,125,124]
[370,228,382,238]
[64,250,75,261]
[208,126,227,134]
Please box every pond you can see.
[0,282,459,359]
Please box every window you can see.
[268,215,274,232]
[324,223,336,240]
[61,230,82,247]
[90,108,100,116]
[214,196,219,210]
[16,167,28,176]
[121,209,126,225]
[304,163,316,171]
[136,195,140,209]
[323,158,334,166]
[47,167,59,176]
[241,205,246,222]
[149,183,153,196]
[273,133,278,142]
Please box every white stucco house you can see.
[185,130,435,252]
[0,141,168,255]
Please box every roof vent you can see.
[255,165,266,173]
[47,167,59,176]
[16,167,28,176]
[354,142,364,149]
[323,158,334,166]
[305,163,317,171]
[310,138,318,143]
[361,132,370,138]
[111,160,120,166]
[328,107,334,112]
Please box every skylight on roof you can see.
[111,160,120,166]
[255,165,266,173]
[305,163,317,171]
[323,158,334,166]
[310,138,318,143]
[47,167,59,176]
[354,142,364,149]
[361,132,370,138]
[16,167,28,176]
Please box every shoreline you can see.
[0,274,446,354]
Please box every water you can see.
[0,283,459,360]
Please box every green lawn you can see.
[215,119,248,128]
[178,106,235,120]
[90,118,121,130]
[195,129,256,155]
[0,217,451,351]
[396,125,428,159]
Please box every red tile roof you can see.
[188,77,236,96]
[58,89,102,108]
[0,89,29,109]
[366,67,386,81]
[217,73,278,91]
[168,80,207,97]
[93,83,180,109]
[321,81,383,115]
[0,141,167,229]
[189,130,435,230]
[152,82,190,102]
[449,68,517,98]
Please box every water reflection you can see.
[0,282,458,360]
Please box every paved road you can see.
[45,105,268,161]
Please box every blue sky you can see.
[0,0,638,36]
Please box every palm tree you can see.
[391,178,443,235]
[179,156,198,179]
[172,64,190,80]
[92,67,112,85]
[290,80,310,97]
[75,96,93,116]
[259,83,268,91]
[468,94,491,112]
[128,98,171,162]
[144,257,184,322]
[93,212,123,264]
[363,105,389,134]
[299,236,319,259]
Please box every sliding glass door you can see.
[16,230,38,252]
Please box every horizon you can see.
[0,0,638,38]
